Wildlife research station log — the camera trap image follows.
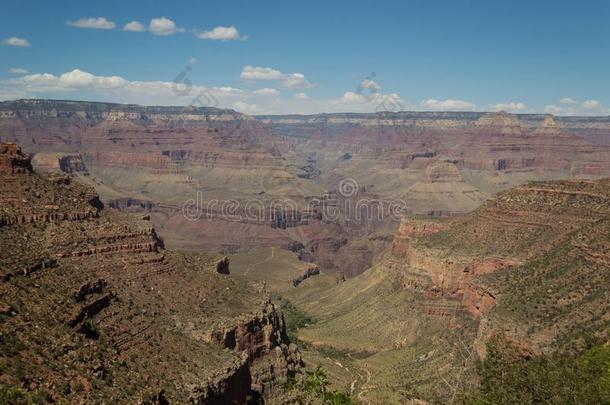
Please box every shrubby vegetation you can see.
[461,336,610,404]
[284,366,356,405]
[0,384,51,405]
[275,295,316,343]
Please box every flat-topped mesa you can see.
[0,142,32,175]
[0,99,252,123]
[474,111,526,135]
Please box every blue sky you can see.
[1,0,609,115]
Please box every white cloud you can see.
[188,56,198,65]
[123,21,146,32]
[330,90,405,113]
[13,69,127,91]
[253,88,279,96]
[544,99,610,116]
[544,105,564,115]
[196,26,247,41]
[2,37,30,47]
[68,17,115,30]
[9,68,29,74]
[559,97,578,104]
[581,99,602,110]
[4,67,607,117]
[339,91,368,104]
[149,17,183,36]
[494,102,528,112]
[420,98,476,111]
[240,65,312,89]
[359,79,380,92]
[240,66,283,81]
[0,68,248,107]
[282,73,312,89]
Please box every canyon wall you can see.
[2,99,609,279]
[0,143,301,403]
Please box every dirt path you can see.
[244,246,275,275]
[357,365,373,404]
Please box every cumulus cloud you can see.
[240,66,282,81]
[240,65,312,89]
[544,99,610,116]
[358,79,380,92]
[68,17,115,30]
[0,68,248,107]
[149,17,183,36]
[494,102,528,112]
[253,88,279,96]
[420,98,476,111]
[196,26,247,41]
[2,37,30,47]
[123,21,146,32]
[15,69,127,91]
[9,68,29,74]
[4,67,606,116]
[581,100,602,110]
[331,89,405,113]
[559,97,578,105]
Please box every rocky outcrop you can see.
[206,301,303,397]
[208,301,289,357]
[0,143,302,404]
[292,265,320,286]
[32,152,88,174]
[189,354,252,405]
[108,197,156,211]
[389,179,610,360]
[215,256,230,274]
[0,142,32,174]
[474,111,526,135]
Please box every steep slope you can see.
[284,177,610,403]
[0,99,294,204]
[0,143,302,403]
[3,100,609,280]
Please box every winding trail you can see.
[244,246,275,276]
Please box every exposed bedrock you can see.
[206,301,304,398]
[0,142,302,403]
[389,178,610,359]
[32,152,88,174]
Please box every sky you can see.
[1,0,609,115]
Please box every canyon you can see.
[1,99,609,403]
[2,99,610,278]
[283,178,610,403]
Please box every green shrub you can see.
[276,296,316,342]
[286,366,357,404]
[461,336,610,404]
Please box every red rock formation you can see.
[0,142,302,403]
[0,142,31,174]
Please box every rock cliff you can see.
[0,142,301,403]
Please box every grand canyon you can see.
[2,2,610,403]
[1,98,609,403]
